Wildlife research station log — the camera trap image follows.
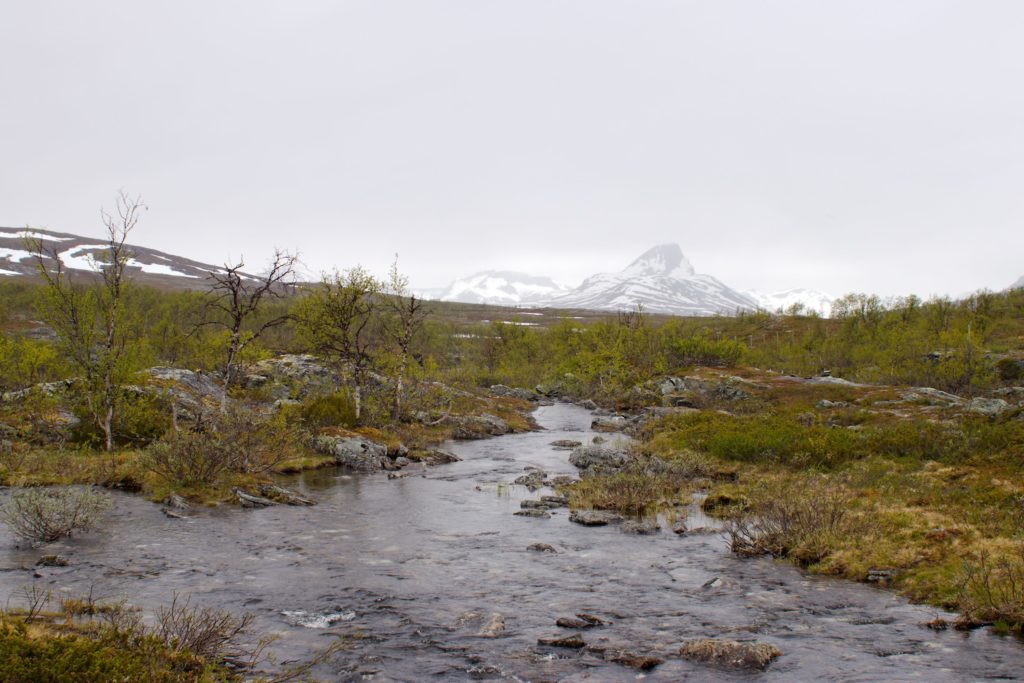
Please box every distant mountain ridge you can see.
[744,287,835,317]
[0,227,248,288]
[439,270,569,305]
[548,244,757,316]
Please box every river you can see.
[1,403,1021,681]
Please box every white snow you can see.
[439,271,570,305]
[0,268,20,276]
[0,247,33,263]
[0,229,74,242]
[744,288,835,317]
[128,259,200,279]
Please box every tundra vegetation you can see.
[1,212,1023,673]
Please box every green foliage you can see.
[297,391,358,429]
[0,617,230,682]
[0,336,66,392]
[0,486,111,544]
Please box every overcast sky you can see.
[2,1,1022,296]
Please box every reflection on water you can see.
[1,404,1022,681]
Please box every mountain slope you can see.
[438,270,569,305]
[1008,275,1024,290]
[0,227,248,289]
[550,244,757,316]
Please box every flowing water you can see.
[1,404,1022,681]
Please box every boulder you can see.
[514,469,546,490]
[569,445,631,473]
[249,354,340,399]
[451,414,510,440]
[680,639,781,671]
[514,509,551,518]
[144,367,223,419]
[313,433,389,471]
[489,384,536,401]
[578,399,598,410]
[550,439,582,450]
[967,397,1010,417]
[556,614,605,629]
[591,416,628,433]
[569,509,623,526]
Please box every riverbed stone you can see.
[568,445,630,473]
[527,543,557,553]
[591,415,628,432]
[538,634,586,648]
[550,439,582,450]
[514,469,546,490]
[569,509,622,526]
[451,414,510,439]
[620,519,660,535]
[603,649,664,670]
[679,639,781,671]
[313,433,389,471]
[514,509,551,518]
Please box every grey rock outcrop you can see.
[313,433,389,471]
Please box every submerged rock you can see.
[527,543,557,553]
[477,612,506,638]
[538,634,586,648]
[603,649,664,670]
[556,614,605,629]
[514,509,551,518]
[550,439,582,450]
[620,519,660,535]
[35,555,69,567]
[679,638,781,671]
[569,510,623,527]
[514,469,546,490]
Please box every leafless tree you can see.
[198,249,297,410]
[27,191,143,452]
[384,255,428,420]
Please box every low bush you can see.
[726,480,865,566]
[0,486,111,544]
[956,546,1024,632]
[146,407,299,486]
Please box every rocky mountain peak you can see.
[620,243,696,279]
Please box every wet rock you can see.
[162,508,188,519]
[702,577,724,589]
[514,509,551,518]
[556,614,605,629]
[258,484,316,506]
[671,520,688,535]
[540,494,569,507]
[418,449,461,465]
[923,617,949,631]
[387,471,412,480]
[620,519,660,535]
[591,435,606,445]
[451,414,510,440]
[550,439,582,450]
[679,638,781,671]
[591,416,628,433]
[537,634,586,648]
[477,613,506,638]
[490,384,536,401]
[313,433,389,471]
[35,555,68,567]
[527,543,557,553]
[514,469,546,490]
[569,510,622,526]
[603,650,664,670]
[548,475,576,487]
[233,488,277,508]
[568,445,630,473]
[578,399,598,410]
[520,499,555,510]
[967,397,1010,416]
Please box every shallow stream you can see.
[1,404,1022,681]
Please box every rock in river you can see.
[568,445,630,473]
[679,638,781,671]
[538,634,586,649]
[569,510,623,526]
[313,433,389,471]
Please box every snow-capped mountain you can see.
[744,287,835,317]
[438,270,570,306]
[1008,275,1024,290]
[549,244,757,316]
[0,227,250,288]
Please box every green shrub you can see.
[298,391,358,429]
